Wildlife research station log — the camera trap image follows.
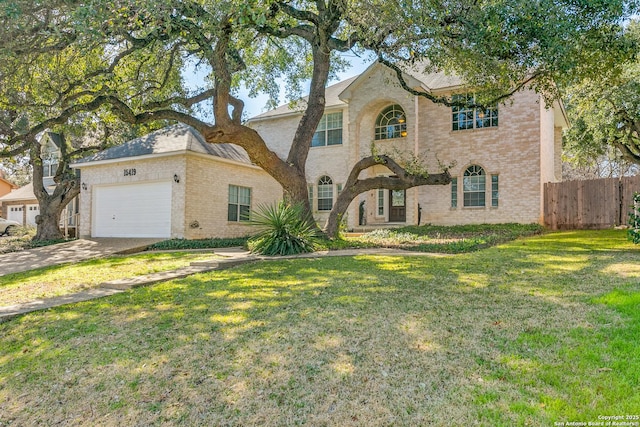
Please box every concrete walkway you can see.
[0,246,445,323]
[0,238,163,276]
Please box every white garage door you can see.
[7,206,23,224]
[93,181,172,238]
[26,205,39,226]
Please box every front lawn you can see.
[0,252,216,306]
[1,230,638,425]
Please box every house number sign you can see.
[124,168,137,176]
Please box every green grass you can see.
[0,229,638,426]
[0,252,216,306]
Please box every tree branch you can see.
[276,1,319,25]
[378,56,543,108]
[323,155,451,237]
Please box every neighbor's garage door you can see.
[26,204,39,226]
[93,181,172,238]
[7,206,23,224]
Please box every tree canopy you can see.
[563,20,640,173]
[1,0,636,238]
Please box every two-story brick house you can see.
[248,62,567,230]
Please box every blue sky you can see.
[185,52,373,122]
[240,53,373,118]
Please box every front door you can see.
[389,189,406,222]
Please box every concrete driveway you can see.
[0,238,162,276]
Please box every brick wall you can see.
[250,65,562,229]
[184,154,282,239]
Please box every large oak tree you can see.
[563,21,640,175]
[1,0,634,239]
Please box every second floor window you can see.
[43,161,59,178]
[375,104,407,140]
[452,94,498,131]
[312,112,343,147]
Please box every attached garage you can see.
[93,181,172,238]
[72,124,283,240]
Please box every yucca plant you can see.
[248,201,319,256]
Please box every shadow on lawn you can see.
[1,230,639,425]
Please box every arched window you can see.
[317,175,333,211]
[463,165,486,207]
[375,104,407,140]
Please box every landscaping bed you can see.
[145,223,544,254]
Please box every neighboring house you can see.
[0,175,18,220]
[0,133,78,229]
[248,62,567,229]
[0,183,39,225]
[71,124,282,239]
[0,175,17,198]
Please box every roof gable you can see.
[248,76,357,122]
[73,124,251,166]
[248,62,467,122]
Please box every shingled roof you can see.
[0,182,36,202]
[248,62,465,122]
[73,124,251,166]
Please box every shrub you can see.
[628,192,640,244]
[147,237,248,251]
[248,202,319,256]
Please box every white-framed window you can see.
[463,165,486,207]
[317,176,333,211]
[491,174,499,207]
[228,185,251,222]
[452,94,498,131]
[375,104,407,140]
[451,177,458,208]
[377,188,385,216]
[43,159,59,178]
[312,112,343,147]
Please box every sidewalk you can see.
[0,247,444,323]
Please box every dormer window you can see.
[375,104,407,140]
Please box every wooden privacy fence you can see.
[544,176,640,230]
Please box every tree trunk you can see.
[30,137,80,241]
[34,203,65,241]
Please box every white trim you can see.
[71,149,263,171]
[247,110,304,123]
